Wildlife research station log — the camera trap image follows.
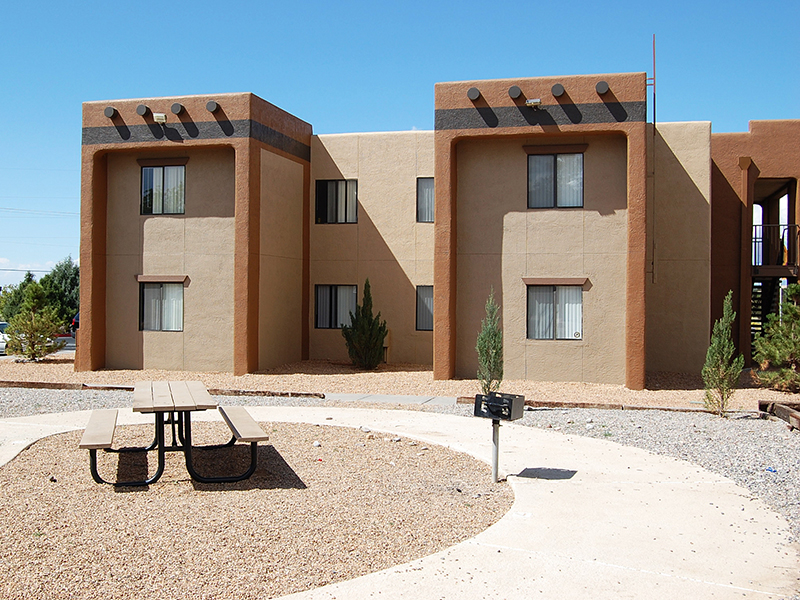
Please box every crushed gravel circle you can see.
[0,420,511,600]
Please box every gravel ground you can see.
[0,410,511,600]
[1,357,799,599]
[1,353,796,410]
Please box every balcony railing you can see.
[752,224,800,268]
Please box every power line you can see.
[0,207,79,216]
[0,268,51,273]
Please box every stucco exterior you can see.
[76,73,798,388]
[646,122,712,373]
[309,131,434,364]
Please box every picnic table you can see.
[79,381,269,486]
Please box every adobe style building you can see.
[76,72,798,390]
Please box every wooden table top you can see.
[133,381,217,413]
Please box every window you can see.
[527,153,583,208]
[315,284,357,328]
[416,178,434,223]
[416,285,433,331]
[140,283,184,331]
[141,166,185,215]
[315,180,357,223]
[527,285,582,340]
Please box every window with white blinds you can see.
[416,285,433,330]
[315,284,357,328]
[527,153,583,208]
[527,285,582,340]
[416,178,434,223]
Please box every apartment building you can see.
[76,72,798,390]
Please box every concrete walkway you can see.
[0,404,797,599]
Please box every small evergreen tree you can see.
[0,271,35,322]
[754,283,800,392]
[5,282,66,361]
[476,289,503,395]
[702,290,744,416]
[341,279,388,370]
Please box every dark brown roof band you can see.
[523,144,588,155]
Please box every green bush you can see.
[754,283,800,392]
[5,282,66,361]
[476,289,503,395]
[702,290,744,416]
[341,279,388,370]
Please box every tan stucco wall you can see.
[646,122,712,373]
[455,135,629,384]
[309,131,434,364]
[258,149,305,369]
[104,147,236,371]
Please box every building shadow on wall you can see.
[303,141,433,368]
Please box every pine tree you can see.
[0,271,35,322]
[476,289,503,395]
[5,282,66,361]
[753,283,800,392]
[40,256,80,326]
[341,279,388,370]
[702,290,744,416]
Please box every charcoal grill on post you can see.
[474,392,524,482]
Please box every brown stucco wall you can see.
[309,132,434,364]
[454,134,629,383]
[77,93,311,374]
[103,148,236,371]
[258,149,305,369]
[647,122,712,373]
[434,73,648,388]
[711,120,800,360]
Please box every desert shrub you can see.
[341,279,388,370]
[476,289,503,395]
[702,290,744,416]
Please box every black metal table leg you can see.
[182,412,259,483]
[88,412,166,487]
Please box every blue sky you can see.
[1,0,797,287]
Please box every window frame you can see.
[416,177,434,223]
[139,160,187,216]
[524,144,587,210]
[415,285,434,331]
[526,284,583,341]
[315,179,358,224]
[314,284,358,329]
[139,281,185,332]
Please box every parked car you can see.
[0,321,8,355]
[71,312,79,333]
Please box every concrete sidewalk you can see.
[0,405,798,599]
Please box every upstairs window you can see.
[527,285,582,340]
[140,282,184,331]
[315,284,357,328]
[526,145,586,209]
[416,178,434,223]
[315,180,357,223]
[141,165,185,215]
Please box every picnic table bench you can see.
[79,381,268,486]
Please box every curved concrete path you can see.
[0,405,797,599]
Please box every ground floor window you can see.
[527,285,582,340]
[140,282,184,331]
[416,285,433,330]
[315,284,357,328]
